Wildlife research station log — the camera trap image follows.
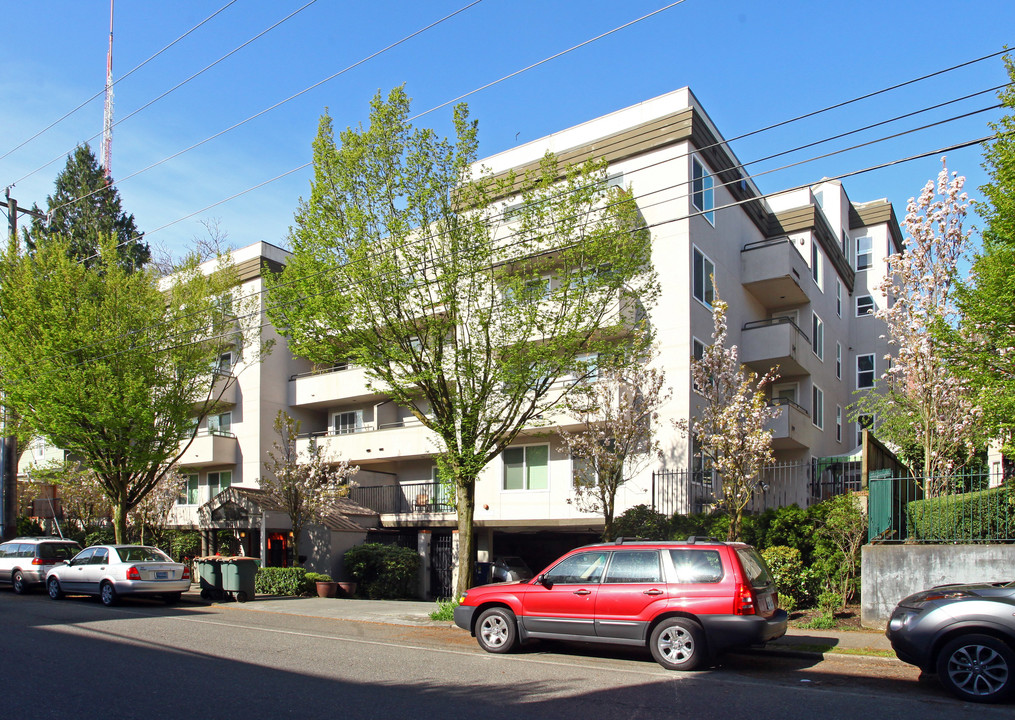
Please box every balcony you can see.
[765,399,817,450]
[297,419,441,465]
[189,371,237,408]
[350,480,456,516]
[178,432,238,468]
[741,238,810,309]
[740,317,815,377]
[288,365,381,408]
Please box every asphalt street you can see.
[1,589,1009,720]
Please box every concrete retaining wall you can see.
[861,544,1015,629]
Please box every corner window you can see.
[503,445,549,490]
[857,354,875,389]
[811,313,824,360]
[812,385,824,430]
[691,156,715,225]
[856,236,872,270]
[856,295,875,317]
[692,247,715,307]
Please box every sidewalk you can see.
[182,588,894,658]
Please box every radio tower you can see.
[101,0,114,180]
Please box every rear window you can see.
[735,547,774,588]
[668,549,724,584]
[38,543,80,560]
[115,547,172,563]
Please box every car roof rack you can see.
[684,536,726,544]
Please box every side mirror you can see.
[538,574,554,589]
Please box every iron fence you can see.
[350,480,455,515]
[868,470,1014,543]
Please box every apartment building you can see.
[17,88,900,593]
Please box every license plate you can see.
[761,595,772,612]
[156,571,168,580]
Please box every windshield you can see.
[38,543,80,560]
[115,547,173,563]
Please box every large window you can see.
[856,236,873,270]
[691,156,715,225]
[811,313,824,360]
[208,412,232,435]
[177,474,199,505]
[857,354,876,389]
[692,247,715,307]
[333,410,364,434]
[208,471,231,497]
[503,445,549,490]
[812,385,824,429]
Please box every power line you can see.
[0,0,240,164]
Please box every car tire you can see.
[936,633,1015,703]
[163,592,182,604]
[47,577,63,600]
[475,607,519,654]
[12,570,26,594]
[100,582,119,607]
[650,617,706,671]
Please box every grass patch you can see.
[429,597,459,622]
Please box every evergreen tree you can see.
[25,144,149,270]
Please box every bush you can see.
[85,526,117,547]
[344,543,420,599]
[255,566,312,596]
[429,597,459,621]
[16,516,43,536]
[907,483,1015,541]
[613,505,672,539]
[304,572,333,584]
[761,545,818,609]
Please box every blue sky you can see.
[1,0,1012,260]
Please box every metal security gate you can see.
[429,534,456,599]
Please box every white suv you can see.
[0,537,82,594]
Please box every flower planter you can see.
[316,581,339,598]
[337,581,357,597]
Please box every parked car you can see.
[46,545,191,606]
[454,537,787,670]
[886,581,1015,703]
[491,556,534,583]
[0,536,82,594]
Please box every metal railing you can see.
[742,316,810,344]
[868,471,1014,543]
[350,480,455,515]
[651,461,818,516]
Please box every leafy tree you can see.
[26,459,110,533]
[130,471,186,547]
[266,87,657,596]
[24,144,150,271]
[854,160,982,489]
[814,493,867,607]
[677,294,780,542]
[0,235,265,542]
[260,411,358,566]
[559,349,670,540]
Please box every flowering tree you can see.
[678,296,780,541]
[260,411,359,566]
[130,472,186,547]
[28,460,110,534]
[855,159,981,490]
[559,351,671,541]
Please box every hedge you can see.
[344,543,420,599]
[255,567,313,596]
[907,483,1015,541]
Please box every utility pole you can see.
[0,189,47,539]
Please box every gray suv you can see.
[0,537,82,594]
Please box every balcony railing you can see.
[741,237,810,308]
[741,316,814,376]
[350,480,456,515]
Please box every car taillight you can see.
[735,581,756,615]
[182,566,191,580]
[127,566,142,581]
[31,557,49,565]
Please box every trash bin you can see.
[220,557,258,603]
[195,556,225,601]
[473,561,494,586]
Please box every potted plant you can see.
[306,572,338,598]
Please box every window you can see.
[503,445,549,490]
[215,352,233,373]
[573,353,599,383]
[835,342,842,380]
[691,437,714,487]
[811,313,824,360]
[836,406,843,443]
[773,384,797,405]
[544,551,608,584]
[856,236,872,270]
[572,455,595,489]
[208,471,232,497]
[669,549,723,583]
[692,247,715,307]
[857,354,876,389]
[333,410,364,435]
[178,474,199,505]
[812,385,824,429]
[857,413,875,446]
[208,412,232,435]
[856,295,875,317]
[33,441,45,460]
[603,551,661,584]
[504,275,550,304]
[841,230,849,258]
[691,156,715,225]
[836,280,843,318]
[811,242,823,289]
[692,338,705,362]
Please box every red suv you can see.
[454,537,787,670]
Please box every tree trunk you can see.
[454,480,476,598]
[113,501,128,544]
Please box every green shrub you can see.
[778,593,797,613]
[255,566,312,596]
[817,591,843,613]
[613,505,672,539]
[16,516,43,536]
[429,597,459,621]
[85,526,117,547]
[344,543,420,599]
[761,545,818,608]
[801,614,837,630]
[907,483,1015,541]
[304,572,333,584]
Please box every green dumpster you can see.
[220,557,258,603]
[195,556,225,601]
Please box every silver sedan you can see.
[46,545,192,606]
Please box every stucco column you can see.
[417,530,431,600]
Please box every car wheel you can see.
[100,582,119,607]
[650,617,706,671]
[235,591,248,603]
[163,592,182,604]
[936,633,1014,703]
[47,577,63,600]
[12,570,26,594]
[475,607,519,654]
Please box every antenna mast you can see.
[102,0,114,180]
